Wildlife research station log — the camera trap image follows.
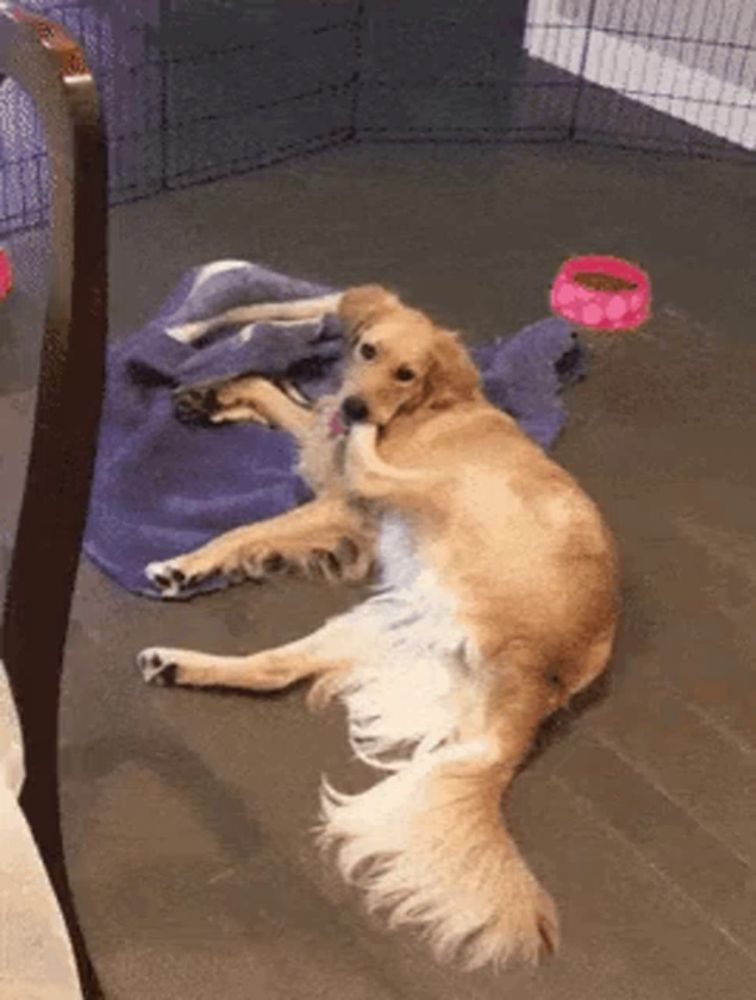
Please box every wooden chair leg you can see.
[1,8,108,997]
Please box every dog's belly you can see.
[337,513,473,768]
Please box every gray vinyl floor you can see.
[1,142,755,999]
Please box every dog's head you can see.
[337,285,480,430]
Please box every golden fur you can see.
[140,286,619,970]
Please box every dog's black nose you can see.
[341,395,369,423]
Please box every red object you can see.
[550,254,650,331]
[0,249,12,300]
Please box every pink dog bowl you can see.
[550,255,650,331]
[0,249,11,301]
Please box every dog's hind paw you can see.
[138,648,178,686]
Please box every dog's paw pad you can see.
[174,387,219,425]
[146,560,199,596]
[138,649,178,686]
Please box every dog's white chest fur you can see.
[338,513,471,769]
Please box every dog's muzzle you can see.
[341,395,369,424]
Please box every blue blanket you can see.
[83,261,585,598]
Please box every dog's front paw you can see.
[174,386,219,425]
[138,648,179,686]
[145,559,204,597]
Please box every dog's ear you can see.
[424,331,480,411]
[338,285,399,343]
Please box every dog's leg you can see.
[138,613,358,707]
[175,375,319,436]
[212,375,316,436]
[146,495,373,596]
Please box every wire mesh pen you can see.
[1,0,754,235]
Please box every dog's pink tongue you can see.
[328,410,346,437]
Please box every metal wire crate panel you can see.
[0,1,163,233]
[0,1,359,234]
[525,0,756,156]
[355,0,529,140]
[160,4,357,187]
[1,0,753,236]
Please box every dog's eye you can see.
[395,366,415,382]
[359,343,377,360]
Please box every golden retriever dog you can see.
[139,286,619,970]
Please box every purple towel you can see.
[83,261,585,598]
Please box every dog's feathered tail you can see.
[317,672,559,971]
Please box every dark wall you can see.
[152,0,357,187]
[356,0,528,139]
